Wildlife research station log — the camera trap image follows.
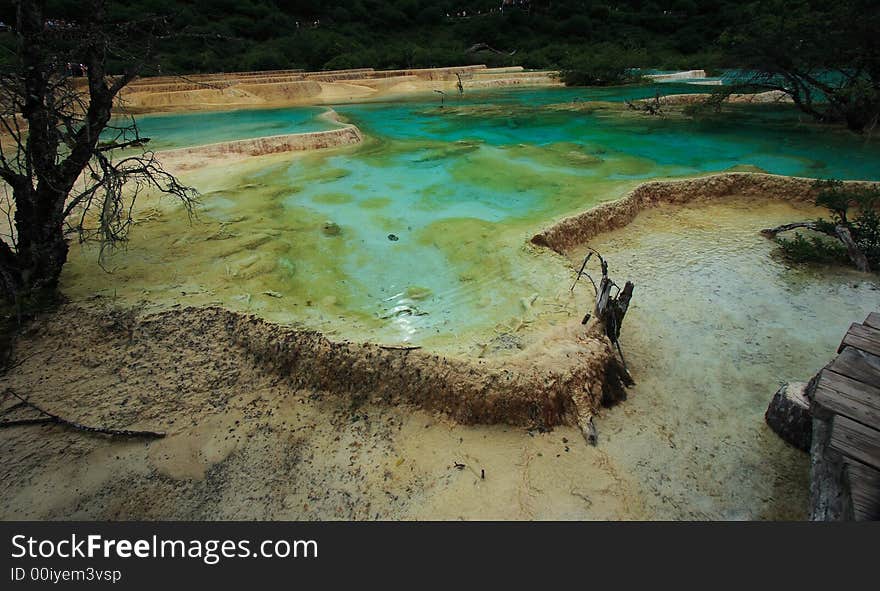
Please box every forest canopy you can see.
[1,1,876,130]
[1,1,738,74]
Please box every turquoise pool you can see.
[81,85,880,351]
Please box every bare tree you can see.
[0,0,196,309]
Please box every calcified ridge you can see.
[157,109,363,160]
[531,172,880,254]
[50,304,617,434]
[59,172,879,435]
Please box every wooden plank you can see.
[828,347,880,389]
[820,368,880,402]
[865,312,880,330]
[841,333,880,358]
[842,321,880,341]
[814,379,880,430]
[838,323,880,357]
[830,414,880,471]
[850,322,880,343]
[844,459,880,521]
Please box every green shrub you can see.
[776,233,848,265]
[815,180,880,266]
[775,180,880,269]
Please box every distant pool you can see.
[109,106,339,151]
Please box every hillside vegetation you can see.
[0,1,732,74]
[1,1,876,130]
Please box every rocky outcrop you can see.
[45,304,616,431]
[216,308,613,429]
[465,74,562,89]
[765,382,813,451]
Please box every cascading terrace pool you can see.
[61,83,880,518]
[79,84,880,351]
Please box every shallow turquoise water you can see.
[265,90,879,345]
[122,83,880,181]
[586,201,879,519]
[333,91,880,179]
[94,85,880,350]
[109,106,338,151]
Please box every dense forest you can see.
[0,1,737,74]
[0,1,877,130]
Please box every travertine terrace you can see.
[531,173,880,255]
[117,65,562,113]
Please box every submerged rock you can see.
[381,304,427,319]
[387,233,399,241]
[322,221,342,236]
[765,381,812,451]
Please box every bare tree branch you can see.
[0,0,198,304]
[1,388,165,438]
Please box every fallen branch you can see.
[0,417,53,427]
[0,388,165,438]
[378,344,422,351]
[570,248,636,420]
[760,221,820,237]
[0,400,27,414]
[570,252,594,292]
[761,221,870,272]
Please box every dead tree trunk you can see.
[2,184,72,301]
[834,225,871,272]
[0,1,197,306]
[571,249,636,444]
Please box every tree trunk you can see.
[0,1,192,308]
[22,221,70,295]
[0,184,70,305]
[834,224,871,273]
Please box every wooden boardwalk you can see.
[812,312,880,520]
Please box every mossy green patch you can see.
[359,197,392,209]
[404,286,432,300]
[312,192,355,205]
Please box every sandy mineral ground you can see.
[0,303,645,520]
